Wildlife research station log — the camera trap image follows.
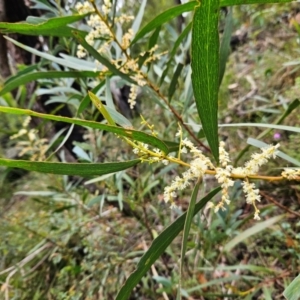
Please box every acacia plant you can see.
[0,0,299,298]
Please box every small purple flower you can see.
[273,132,281,140]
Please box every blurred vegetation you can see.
[0,0,299,299]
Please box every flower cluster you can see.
[209,143,280,219]
[161,128,214,207]
[241,181,261,220]
[281,168,300,180]
[75,1,112,58]
[131,121,281,220]
[75,1,166,110]
[10,117,48,161]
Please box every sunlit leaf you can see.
[131,1,197,45]
[0,106,169,154]
[132,0,147,35]
[191,0,220,162]
[0,158,140,177]
[283,273,300,300]
[0,14,88,37]
[88,91,116,126]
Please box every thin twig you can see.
[260,190,300,217]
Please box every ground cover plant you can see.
[0,0,300,299]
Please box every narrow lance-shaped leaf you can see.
[234,99,300,166]
[115,187,221,300]
[220,0,294,7]
[0,158,140,177]
[219,8,233,86]
[283,273,300,300]
[168,63,184,102]
[88,90,132,128]
[0,106,169,154]
[191,0,220,162]
[0,71,98,96]
[88,91,116,126]
[177,178,202,299]
[4,36,97,71]
[78,81,106,114]
[0,14,88,37]
[131,1,197,45]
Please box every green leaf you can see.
[148,26,161,50]
[283,274,300,300]
[160,22,192,85]
[72,30,135,83]
[224,215,284,252]
[191,0,220,162]
[78,81,106,114]
[162,141,180,153]
[88,91,116,126]
[0,14,88,37]
[220,0,294,6]
[0,106,169,154]
[0,158,140,177]
[178,178,202,299]
[4,36,97,71]
[0,71,98,96]
[219,8,233,86]
[217,122,300,134]
[104,106,133,128]
[131,1,197,45]
[168,63,184,102]
[132,0,147,34]
[115,187,221,300]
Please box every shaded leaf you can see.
[0,71,98,96]
[178,178,202,299]
[4,36,97,71]
[247,138,300,167]
[219,8,233,86]
[160,22,192,85]
[115,187,221,300]
[168,63,184,102]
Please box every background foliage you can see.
[0,0,299,299]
